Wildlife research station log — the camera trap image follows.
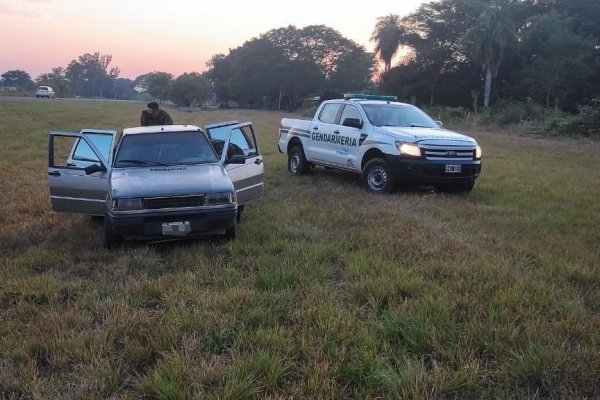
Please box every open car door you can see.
[205,121,264,205]
[48,129,117,215]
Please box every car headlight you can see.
[475,145,482,159]
[205,192,236,205]
[113,198,143,211]
[396,142,421,157]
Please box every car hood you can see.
[109,163,234,198]
[375,126,477,145]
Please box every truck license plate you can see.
[162,221,191,236]
[445,165,461,173]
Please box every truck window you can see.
[318,103,342,124]
[230,127,257,157]
[72,139,100,162]
[339,105,362,125]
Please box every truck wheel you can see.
[288,146,310,175]
[362,158,395,193]
[104,217,122,248]
[225,221,237,240]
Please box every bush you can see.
[479,100,546,126]
[424,106,470,125]
[557,99,600,136]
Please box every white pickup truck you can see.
[278,94,482,193]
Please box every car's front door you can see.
[215,123,264,205]
[48,130,116,215]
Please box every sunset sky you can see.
[0,0,429,80]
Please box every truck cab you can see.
[278,94,482,193]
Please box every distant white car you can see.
[36,86,55,99]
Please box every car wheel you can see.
[225,221,237,240]
[361,158,395,194]
[104,216,122,248]
[288,146,310,175]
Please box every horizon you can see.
[0,0,429,80]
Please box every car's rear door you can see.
[48,130,116,215]
[216,122,264,205]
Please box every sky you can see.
[0,0,429,80]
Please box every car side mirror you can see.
[436,120,444,128]
[342,117,363,129]
[226,154,246,165]
[84,163,106,175]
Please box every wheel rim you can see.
[367,166,388,191]
[290,153,300,173]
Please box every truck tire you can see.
[362,158,395,193]
[288,146,310,175]
[104,216,122,248]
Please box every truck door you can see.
[207,122,264,205]
[330,104,364,171]
[48,130,116,215]
[308,102,343,165]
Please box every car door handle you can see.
[254,159,263,165]
[48,170,61,177]
[333,130,340,134]
[312,126,319,130]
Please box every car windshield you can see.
[114,131,218,168]
[362,104,438,128]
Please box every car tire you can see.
[104,216,122,248]
[288,146,310,175]
[225,221,237,241]
[361,158,395,194]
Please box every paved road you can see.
[0,96,142,103]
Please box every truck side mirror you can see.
[342,118,363,129]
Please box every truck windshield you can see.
[362,104,438,128]
[114,131,218,168]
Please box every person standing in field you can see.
[140,102,173,126]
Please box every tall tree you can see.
[36,67,70,97]
[520,11,594,107]
[1,70,34,89]
[465,2,517,108]
[371,14,406,73]
[65,52,118,97]
[145,72,173,102]
[169,73,211,107]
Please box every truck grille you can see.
[142,195,206,209]
[420,144,475,160]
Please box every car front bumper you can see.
[384,155,482,185]
[106,206,237,241]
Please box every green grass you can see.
[1,99,599,398]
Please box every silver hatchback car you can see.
[47,122,264,246]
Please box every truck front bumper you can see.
[384,155,482,185]
[106,206,237,241]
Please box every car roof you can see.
[122,124,202,136]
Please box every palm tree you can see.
[465,3,516,108]
[371,14,405,74]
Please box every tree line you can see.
[2,0,599,113]
[373,0,600,112]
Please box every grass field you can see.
[1,100,599,399]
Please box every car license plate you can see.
[162,221,191,236]
[445,165,461,173]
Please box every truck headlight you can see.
[396,142,421,157]
[475,145,482,159]
[114,198,143,211]
[206,192,236,205]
